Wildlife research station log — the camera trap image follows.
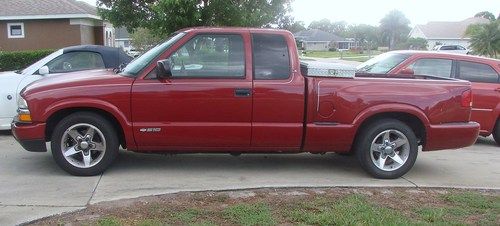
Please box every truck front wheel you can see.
[493,119,500,146]
[50,112,119,176]
[355,119,418,179]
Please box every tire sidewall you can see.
[51,112,118,176]
[356,119,418,179]
[494,119,500,146]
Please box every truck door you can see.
[456,61,500,134]
[250,32,305,150]
[131,32,253,149]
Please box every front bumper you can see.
[11,122,47,152]
[424,122,480,151]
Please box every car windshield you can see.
[121,32,185,76]
[16,49,61,75]
[356,53,410,74]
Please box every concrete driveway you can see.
[0,132,498,225]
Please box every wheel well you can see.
[355,112,426,146]
[45,108,126,148]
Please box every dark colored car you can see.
[357,51,500,145]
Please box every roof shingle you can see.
[0,0,98,17]
[414,17,489,39]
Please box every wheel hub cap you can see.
[79,141,90,150]
[370,130,410,172]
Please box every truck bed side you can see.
[303,76,472,152]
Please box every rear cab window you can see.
[408,58,453,78]
[458,61,499,83]
[251,33,291,80]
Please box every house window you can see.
[7,23,25,38]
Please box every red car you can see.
[357,51,500,145]
[12,28,479,179]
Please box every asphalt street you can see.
[0,131,498,225]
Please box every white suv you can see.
[432,45,469,54]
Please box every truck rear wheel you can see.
[51,112,119,176]
[355,119,418,179]
[494,119,500,146]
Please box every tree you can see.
[465,20,500,58]
[379,10,411,50]
[464,11,500,58]
[346,24,379,50]
[97,0,292,36]
[474,11,497,22]
[400,37,428,50]
[308,19,347,35]
[129,28,163,52]
[308,18,334,32]
[275,14,305,33]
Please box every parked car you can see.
[12,28,479,179]
[356,51,499,145]
[432,45,469,54]
[0,45,132,130]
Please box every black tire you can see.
[51,112,119,176]
[493,119,500,146]
[355,119,418,179]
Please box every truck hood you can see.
[22,69,134,96]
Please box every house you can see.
[0,0,115,51]
[408,17,489,50]
[115,27,132,52]
[294,29,354,51]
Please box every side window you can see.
[45,52,105,73]
[167,34,245,78]
[408,58,452,78]
[252,33,290,80]
[458,61,499,83]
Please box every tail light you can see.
[461,89,472,107]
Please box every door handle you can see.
[234,88,251,97]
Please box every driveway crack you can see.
[401,176,419,187]
[87,173,103,205]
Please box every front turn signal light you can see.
[17,109,32,123]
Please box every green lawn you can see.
[31,188,499,226]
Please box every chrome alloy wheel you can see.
[370,129,410,171]
[60,123,106,168]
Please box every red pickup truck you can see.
[12,27,479,179]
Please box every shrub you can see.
[0,49,54,72]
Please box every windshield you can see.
[356,53,410,74]
[121,32,185,76]
[17,49,62,75]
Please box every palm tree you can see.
[379,10,411,50]
[465,12,500,58]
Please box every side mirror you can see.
[38,66,49,75]
[156,59,172,79]
[399,67,414,75]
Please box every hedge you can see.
[0,49,55,72]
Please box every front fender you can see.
[39,98,136,149]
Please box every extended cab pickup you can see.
[12,27,480,179]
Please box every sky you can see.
[80,0,500,27]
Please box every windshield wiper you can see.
[113,63,128,74]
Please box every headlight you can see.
[17,96,28,109]
[16,97,32,123]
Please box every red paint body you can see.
[13,28,480,154]
[388,51,500,136]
